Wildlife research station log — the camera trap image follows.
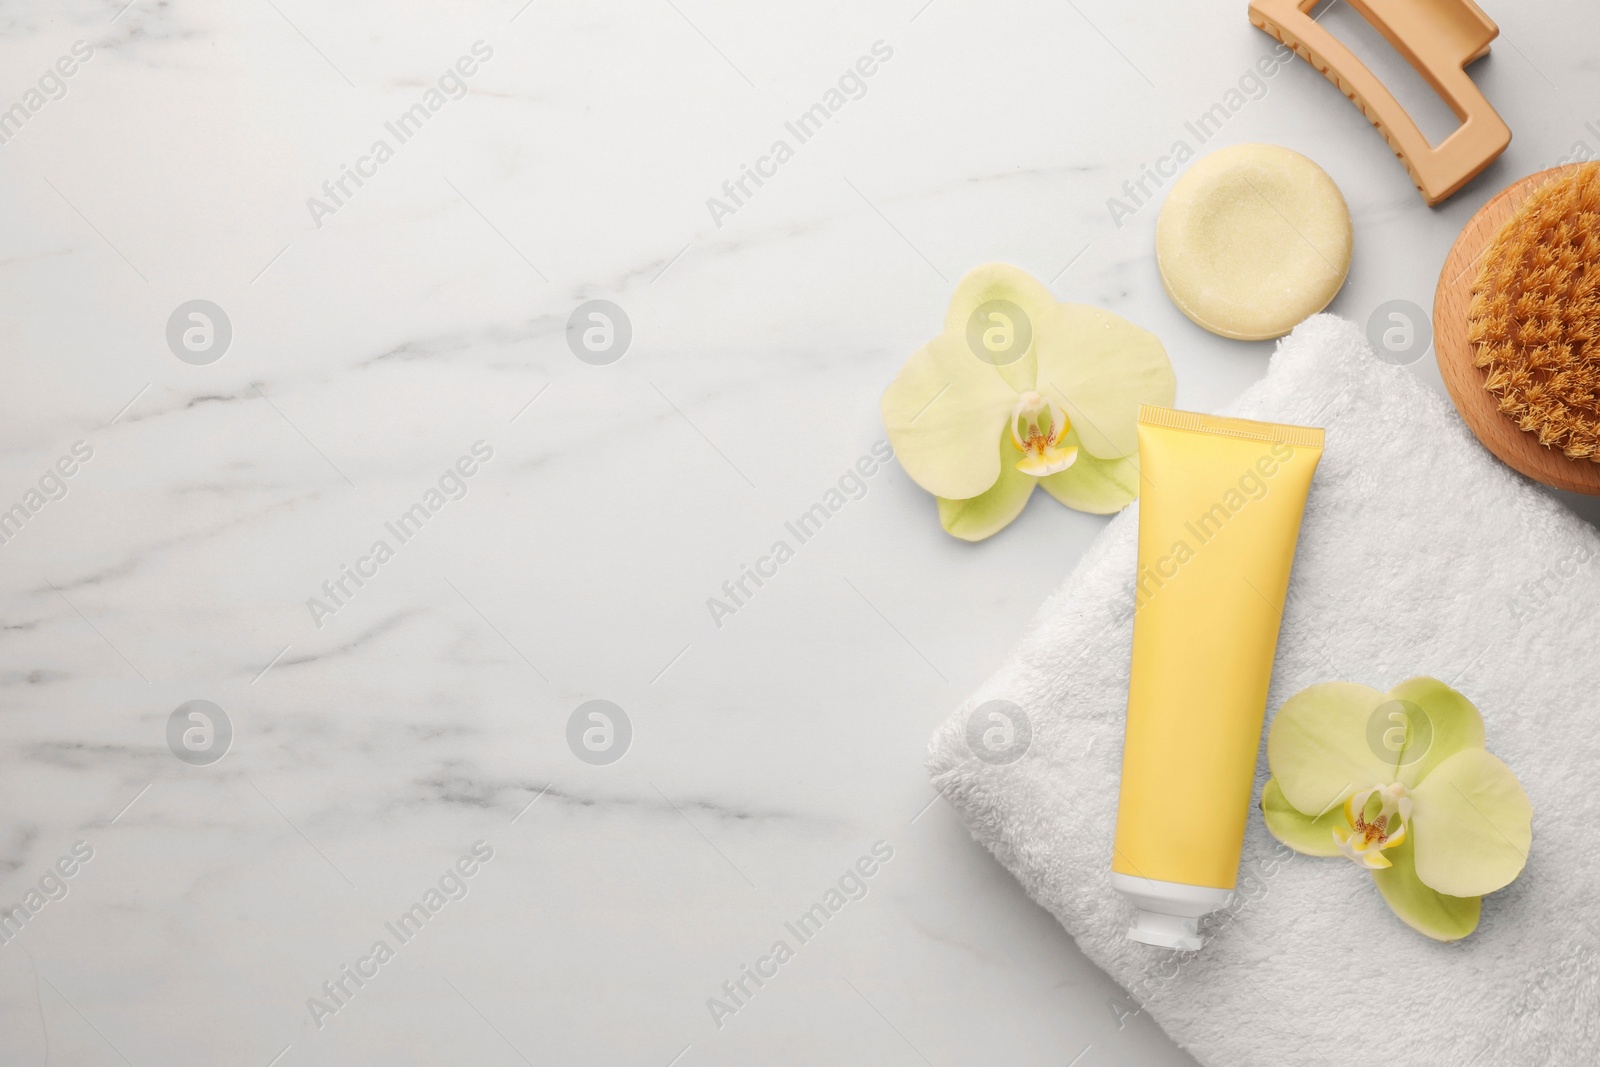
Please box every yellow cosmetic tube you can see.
[1112,405,1323,950]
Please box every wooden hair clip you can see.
[1247,0,1511,206]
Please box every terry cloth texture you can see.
[927,314,1600,1066]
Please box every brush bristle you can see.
[1468,161,1600,461]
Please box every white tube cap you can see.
[1127,909,1203,952]
[1110,872,1232,952]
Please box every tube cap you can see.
[1110,872,1229,952]
[1127,909,1203,952]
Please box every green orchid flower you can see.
[881,263,1175,541]
[1261,677,1533,941]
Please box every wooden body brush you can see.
[1434,163,1600,495]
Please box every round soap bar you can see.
[1156,144,1352,341]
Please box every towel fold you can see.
[927,315,1600,1066]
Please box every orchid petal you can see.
[1266,682,1394,820]
[1261,777,1343,857]
[1037,430,1140,514]
[936,428,1038,542]
[882,333,1018,500]
[1409,748,1532,897]
[941,263,1055,392]
[1384,676,1486,788]
[1371,833,1481,942]
[1035,303,1174,460]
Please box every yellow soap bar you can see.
[1156,144,1351,341]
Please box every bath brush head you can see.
[1467,162,1600,462]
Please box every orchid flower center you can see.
[1332,782,1412,870]
[1009,392,1079,477]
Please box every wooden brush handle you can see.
[1248,0,1510,205]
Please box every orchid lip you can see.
[1009,392,1079,477]
[1332,782,1411,870]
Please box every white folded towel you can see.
[927,315,1600,1066]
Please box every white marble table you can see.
[3,1,1597,1064]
